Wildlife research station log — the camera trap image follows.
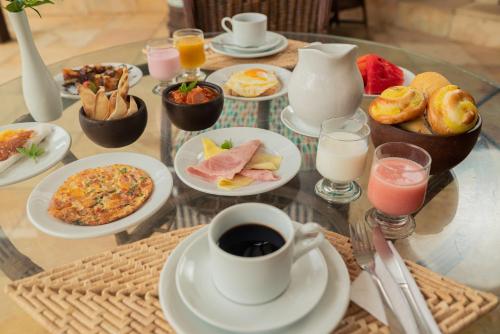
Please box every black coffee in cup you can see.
[218,223,286,257]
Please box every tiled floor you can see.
[0,10,498,86]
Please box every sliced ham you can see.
[187,139,261,181]
[240,169,280,181]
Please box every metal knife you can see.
[373,225,442,334]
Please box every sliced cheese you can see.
[217,175,254,190]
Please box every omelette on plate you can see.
[224,68,280,98]
[48,164,153,226]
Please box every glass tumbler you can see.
[173,28,206,82]
[146,40,181,95]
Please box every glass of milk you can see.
[146,40,181,95]
[315,116,370,204]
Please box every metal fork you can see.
[349,222,405,334]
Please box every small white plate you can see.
[210,33,288,59]
[159,223,351,334]
[206,64,292,102]
[174,127,301,196]
[0,122,71,187]
[211,32,282,53]
[280,106,368,138]
[27,152,173,239]
[176,231,328,333]
[54,63,143,100]
[363,67,415,97]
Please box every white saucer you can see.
[0,123,71,187]
[27,152,173,239]
[212,32,282,53]
[363,67,415,97]
[174,127,301,196]
[54,63,143,100]
[206,64,292,102]
[175,231,328,333]
[210,33,288,59]
[281,106,368,138]
[159,223,351,334]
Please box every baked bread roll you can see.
[410,72,451,99]
[369,86,426,124]
[427,85,478,135]
[399,115,432,135]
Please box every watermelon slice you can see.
[357,54,404,94]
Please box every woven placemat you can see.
[5,226,498,334]
[204,39,307,70]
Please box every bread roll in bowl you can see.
[368,86,426,124]
[410,72,451,99]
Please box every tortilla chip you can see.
[117,67,129,100]
[94,88,110,120]
[126,96,138,117]
[78,84,96,118]
[108,91,118,118]
[107,94,128,120]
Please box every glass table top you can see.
[0,32,499,333]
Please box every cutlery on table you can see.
[373,225,442,334]
[349,222,414,334]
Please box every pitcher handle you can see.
[221,17,233,34]
[292,223,324,262]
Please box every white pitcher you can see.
[8,11,62,122]
[288,43,363,128]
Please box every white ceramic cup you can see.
[221,12,267,47]
[208,203,324,305]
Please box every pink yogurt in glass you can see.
[367,157,428,216]
[147,47,180,82]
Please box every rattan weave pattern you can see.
[6,226,498,334]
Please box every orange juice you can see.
[175,36,206,69]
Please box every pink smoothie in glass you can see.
[147,48,180,81]
[367,157,428,216]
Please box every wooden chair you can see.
[183,0,332,33]
[330,0,367,27]
[0,7,11,43]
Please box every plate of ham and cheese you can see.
[174,127,301,196]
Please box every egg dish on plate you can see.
[48,164,153,226]
[224,68,281,98]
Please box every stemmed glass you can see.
[173,28,206,82]
[146,40,181,95]
[315,116,370,204]
[365,142,432,239]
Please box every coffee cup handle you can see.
[292,223,324,262]
[221,17,233,33]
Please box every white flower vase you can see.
[8,11,62,122]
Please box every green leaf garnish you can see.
[179,81,198,94]
[16,143,45,162]
[220,139,233,149]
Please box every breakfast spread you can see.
[357,54,404,94]
[78,67,138,121]
[187,138,281,190]
[48,164,153,226]
[168,81,218,104]
[63,64,125,92]
[369,71,479,136]
[0,124,51,174]
[224,68,280,98]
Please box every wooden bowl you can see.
[369,115,482,175]
[79,95,147,148]
[162,82,224,131]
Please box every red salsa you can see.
[169,85,218,105]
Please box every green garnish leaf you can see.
[16,143,45,162]
[179,81,198,94]
[220,139,233,149]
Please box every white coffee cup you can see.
[221,12,267,47]
[208,203,324,305]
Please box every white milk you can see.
[316,132,368,182]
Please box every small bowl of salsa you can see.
[162,81,224,131]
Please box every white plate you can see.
[174,127,301,196]
[363,67,415,97]
[281,106,368,138]
[27,152,173,239]
[54,63,143,100]
[206,64,292,102]
[0,122,71,187]
[159,223,351,334]
[210,34,288,59]
[176,231,328,333]
[211,32,282,53]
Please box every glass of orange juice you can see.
[173,28,206,81]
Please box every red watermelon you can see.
[357,54,404,94]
